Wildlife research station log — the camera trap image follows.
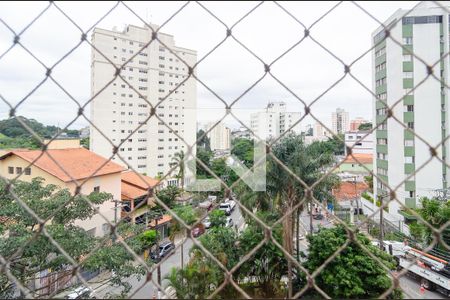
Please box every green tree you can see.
[197,129,211,151]
[208,209,226,227]
[170,151,185,190]
[196,147,213,177]
[0,116,80,139]
[364,175,374,193]
[301,225,402,299]
[236,212,287,297]
[167,226,238,299]
[80,137,90,149]
[408,197,450,247]
[156,185,181,209]
[231,138,254,168]
[0,178,147,297]
[358,122,373,131]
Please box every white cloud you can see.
[0,1,418,131]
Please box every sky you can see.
[0,1,420,132]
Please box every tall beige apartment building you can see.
[206,122,231,151]
[332,108,350,135]
[90,24,197,187]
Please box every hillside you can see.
[0,116,80,149]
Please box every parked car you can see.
[219,200,236,216]
[202,217,212,229]
[150,241,175,262]
[313,214,324,220]
[192,224,206,237]
[225,217,233,228]
[65,286,95,299]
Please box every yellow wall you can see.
[0,154,120,237]
[0,155,66,186]
[43,139,80,149]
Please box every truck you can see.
[219,199,236,216]
[374,240,450,297]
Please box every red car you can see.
[192,224,206,237]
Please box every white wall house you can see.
[90,24,197,187]
[372,1,450,221]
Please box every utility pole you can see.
[112,199,120,243]
[155,215,162,299]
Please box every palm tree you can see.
[237,134,339,296]
[171,151,185,190]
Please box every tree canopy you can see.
[300,225,401,299]
[0,178,149,298]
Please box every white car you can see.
[202,217,212,229]
[65,286,94,299]
[225,217,234,228]
[219,200,236,216]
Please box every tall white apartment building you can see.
[206,122,231,151]
[372,1,450,221]
[90,24,197,186]
[332,108,350,134]
[250,102,301,140]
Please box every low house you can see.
[121,170,160,225]
[332,181,369,215]
[148,214,172,240]
[335,153,373,175]
[0,148,124,236]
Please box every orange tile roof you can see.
[148,214,172,227]
[0,148,124,182]
[121,170,159,189]
[343,153,373,164]
[332,181,369,201]
[121,181,152,200]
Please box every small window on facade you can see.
[8,166,13,174]
[24,168,31,175]
[16,167,22,174]
[93,186,100,192]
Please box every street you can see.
[94,205,245,299]
[91,207,445,299]
[399,274,445,299]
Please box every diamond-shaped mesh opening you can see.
[2,1,450,299]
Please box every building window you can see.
[405,140,414,147]
[405,156,415,164]
[93,186,100,192]
[403,72,413,78]
[24,168,31,175]
[407,122,414,129]
[405,105,414,112]
[403,37,413,45]
[403,54,412,62]
[16,167,22,174]
[8,166,13,174]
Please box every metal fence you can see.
[0,1,450,299]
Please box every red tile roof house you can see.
[0,148,125,237]
[332,181,369,217]
[121,170,159,224]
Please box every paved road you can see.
[94,206,245,299]
[399,274,445,299]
